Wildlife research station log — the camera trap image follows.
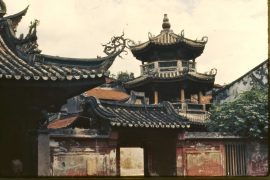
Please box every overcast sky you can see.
[6,0,267,85]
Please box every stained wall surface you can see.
[214,61,268,103]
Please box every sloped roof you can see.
[84,97,205,129]
[0,3,125,82]
[214,59,268,96]
[46,97,207,130]
[124,71,215,89]
[47,115,79,129]
[129,14,208,61]
[130,31,207,51]
[84,87,129,101]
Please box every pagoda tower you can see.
[125,14,217,104]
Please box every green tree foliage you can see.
[207,87,268,138]
[111,71,135,83]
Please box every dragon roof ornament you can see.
[0,0,6,17]
[102,32,136,58]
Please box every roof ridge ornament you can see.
[0,0,6,18]
[17,19,41,54]
[180,29,184,37]
[102,32,135,58]
[162,14,171,30]
[148,32,155,40]
[201,36,208,43]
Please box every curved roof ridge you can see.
[85,96,117,119]
[90,98,203,129]
[0,5,129,81]
[129,14,208,61]
[3,5,29,33]
[34,53,118,70]
[39,53,115,62]
[100,99,163,108]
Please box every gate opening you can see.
[120,147,144,176]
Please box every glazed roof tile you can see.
[130,31,207,51]
[46,98,208,130]
[129,14,208,61]
[0,4,126,82]
[84,96,205,129]
[47,115,79,129]
[84,87,129,101]
[0,34,114,80]
[124,71,215,88]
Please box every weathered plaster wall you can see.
[214,61,268,103]
[38,132,50,176]
[176,140,225,176]
[50,138,117,176]
[246,142,268,176]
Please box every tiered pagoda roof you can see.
[124,14,216,93]
[124,70,216,89]
[129,14,208,62]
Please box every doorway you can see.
[120,147,144,176]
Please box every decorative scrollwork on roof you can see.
[205,68,217,76]
[102,32,134,58]
[210,68,217,75]
[27,19,39,37]
[17,19,41,54]
[201,36,208,43]
[180,29,185,37]
[148,32,155,40]
[0,0,7,18]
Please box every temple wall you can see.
[214,61,268,103]
[38,132,50,176]
[50,139,117,176]
[246,141,268,176]
[176,136,225,176]
[176,132,268,177]
[38,131,268,176]
[38,130,118,176]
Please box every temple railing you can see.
[172,102,210,123]
[140,60,196,75]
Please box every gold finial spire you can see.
[0,0,6,18]
[162,14,171,30]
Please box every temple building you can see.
[125,14,217,105]
[1,0,267,176]
[0,1,126,176]
[37,14,243,177]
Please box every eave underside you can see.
[131,42,205,62]
[125,76,215,93]
[1,77,105,111]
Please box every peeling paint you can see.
[186,152,223,176]
[49,138,117,176]
[247,142,268,176]
[177,141,225,176]
[49,140,59,147]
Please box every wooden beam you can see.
[180,89,185,102]
[154,91,159,104]
[198,91,203,104]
